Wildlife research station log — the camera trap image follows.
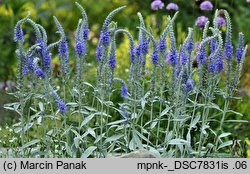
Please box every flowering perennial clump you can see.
[5,2,248,158]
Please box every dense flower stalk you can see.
[158,38,167,52]
[197,47,207,66]
[100,31,111,45]
[210,38,217,52]
[13,13,30,43]
[216,51,224,72]
[37,40,52,74]
[58,40,69,77]
[151,50,159,64]
[28,56,34,72]
[108,35,117,69]
[168,24,178,66]
[75,2,89,41]
[14,27,24,43]
[83,25,89,40]
[208,29,224,73]
[236,32,245,62]
[224,10,233,59]
[186,28,194,52]
[50,87,67,114]
[180,46,189,65]
[75,40,86,56]
[96,6,125,64]
[53,16,70,78]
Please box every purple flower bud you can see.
[151,0,164,10]
[185,79,194,92]
[200,1,213,11]
[210,38,217,52]
[130,47,135,64]
[51,88,67,114]
[75,40,86,56]
[135,44,142,57]
[22,66,29,76]
[186,40,194,52]
[57,99,67,114]
[151,50,159,64]
[216,17,226,27]
[28,57,34,72]
[195,16,209,29]
[180,49,189,65]
[38,40,46,55]
[158,39,167,52]
[108,54,116,69]
[208,61,217,73]
[59,40,68,56]
[197,48,206,65]
[121,84,128,99]
[236,48,244,62]
[142,41,149,54]
[14,26,24,42]
[35,67,45,78]
[216,56,224,72]
[83,26,89,40]
[37,40,51,72]
[236,33,245,62]
[224,42,233,59]
[96,45,104,62]
[100,31,110,45]
[169,50,178,66]
[166,3,179,11]
[42,53,52,71]
[135,44,144,64]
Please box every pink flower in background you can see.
[216,17,226,27]
[166,3,179,11]
[200,1,213,11]
[151,0,164,10]
[195,16,209,29]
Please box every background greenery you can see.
[0,0,250,155]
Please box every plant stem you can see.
[220,98,229,131]
[198,96,207,157]
[100,95,104,157]
[147,101,154,148]
[156,86,164,146]
[78,87,82,133]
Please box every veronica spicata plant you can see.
[3,3,248,158]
